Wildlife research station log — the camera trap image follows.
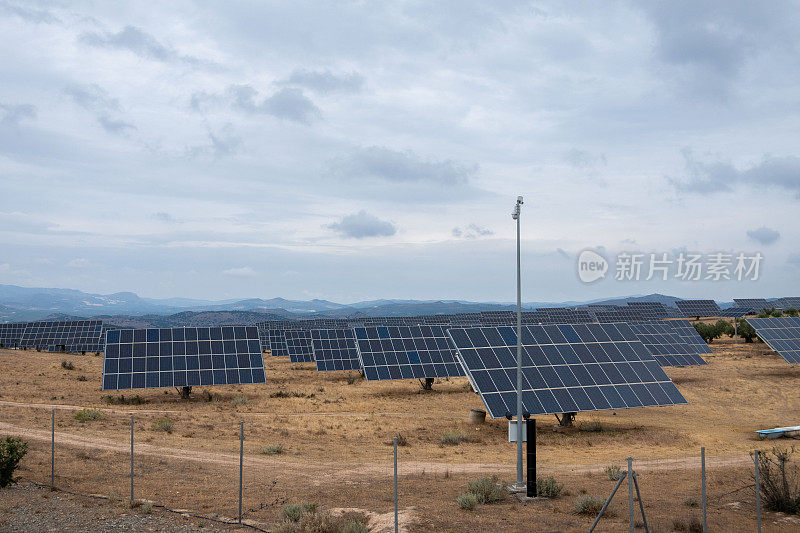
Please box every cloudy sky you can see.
[0,1,798,303]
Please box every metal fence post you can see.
[754,450,761,533]
[130,415,134,503]
[50,409,55,489]
[239,421,244,525]
[394,436,398,533]
[701,447,707,532]
[627,457,634,533]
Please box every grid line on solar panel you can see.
[266,329,290,356]
[625,321,707,367]
[663,320,712,354]
[101,326,266,390]
[675,300,722,317]
[284,330,314,363]
[746,317,800,364]
[354,325,465,381]
[447,323,687,418]
[311,329,361,371]
[733,299,769,312]
[19,320,104,352]
[594,309,649,322]
[0,323,27,348]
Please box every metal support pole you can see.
[394,436,398,533]
[130,415,134,503]
[50,409,54,489]
[589,472,627,533]
[701,447,707,533]
[628,457,634,533]
[239,421,244,525]
[755,450,761,533]
[513,196,523,489]
[526,418,536,497]
[632,473,649,533]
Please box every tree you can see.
[738,319,759,343]
[0,436,28,488]
[693,322,721,343]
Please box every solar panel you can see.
[675,300,721,317]
[101,326,266,390]
[284,330,313,363]
[530,308,596,324]
[447,323,687,418]
[311,329,361,371]
[594,309,648,323]
[774,297,800,310]
[626,321,707,366]
[733,298,770,313]
[663,320,712,354]
[746,317,800,363]
[0,322,27,348]
[718,307,752,318]
[354,325,465,381]
[20,320,104,353]
[266,329,290,356]
[626,302,674,320]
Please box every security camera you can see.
[517,196,523,204]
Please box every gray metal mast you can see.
[512,195,524,488]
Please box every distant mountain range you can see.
[0,283,730,325]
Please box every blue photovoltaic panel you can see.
[354,325,465,381]
[718,307,752,318]
[0,323,27,348]
[285,329,313,363]
[733,298,769,313]
[594,309,648,323]
[675,300,721,317]
[746,317,800,364]
[663,320,713,354]
[311,329,361,371]
[267,329,289,357]
[102,326,265,390]
[447,323,686,418]
[20,320,104,353]
[626,321,706,367]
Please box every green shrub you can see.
[273,508,368,533]
[261,444,285,455]
[786,308,799,318]
[61,360,74,370]
[693,322,721,343]
[0,436,28,488]
[232,395,250,406]
[151,418,174,433]
[714,319,734,338]
[281,502,318,522]
[738,319,759,343]
[74,409,103,422]
[457,492,478,510]
[441,432,470,445]
[536,476,563,498]
[574,495,606,515]
[467,476,505,504]
[605,465,623,481]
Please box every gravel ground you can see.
[0,482,249,532]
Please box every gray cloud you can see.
[788,254,800,267]
[327,210,397,239]
[64,84,135,135]
[192,85,320,124]
[152,212,175,223]
[563,149,606,169]
[672,149,800,197]
[331,146,475,186]
[279,69,365,94]
[452,223,493,239]
[79,25,211,67]
[746,227,780,246]
[0,103,35,125]
[186,125,242,158]
[0,1,58,24]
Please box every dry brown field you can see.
[2,334,800,531]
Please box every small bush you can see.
[673,516,703,532]
[77,375,87,382]
[151,418,174,433]
[683,496,699,508]
[74,409,103,422]
[393,434,408,447]
[580,420,604,432]
[262,444,285,455]
[441,432,470,445]
[141,501,152,514]
[346,373,358,385]
[536,476,563,498]
[605,465,623,481]
[574,495,606,516]
[282,502,318,522]
[273,508,368,533]
[101,394,145,405]
[232,395,250,406]
[714,319,733,338]
[270,391,308,398]
[0,436,28,488]
[61,361,74,370]
[752,447,800,514]
[457,492,478,510]
[786,308,799,318]
[467,476,506,504]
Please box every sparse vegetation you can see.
[579,420,605,432]
[605,465,623,481]
[151,417,174,433]
[574,495,607,516]
[270,390,312,399]
[536,476,563,498]
[77,375,87,381]
[60,360,74,370]
[74,409,103,422]
[101,394,146,405]
[466,476,505,504]
[261,444,285,455]
[232,395,250,406]
[683,496,699,508]
[0,436,28,488]
[273,504,368,533]
[441,432,471,445]
[786,308,799,317]
[752,447,800,514]
[393,434,408,447]
[672,516,703,532]
[457,492,478,510]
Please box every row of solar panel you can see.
[0,320,105,352]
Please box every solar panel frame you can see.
[20,320,105,353]
[354,325,465,381]
[101,326,266,390]
[746,317,800,363]
[311,328,361,371]
[733,298,770,313]
[447,323,687,419]
[284,329,314,363]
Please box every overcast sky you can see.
[0,1,798,303]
